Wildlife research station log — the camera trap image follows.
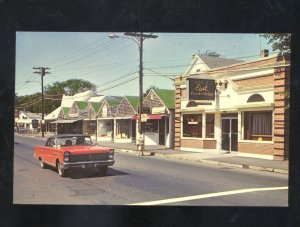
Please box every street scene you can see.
[14,33,290,206]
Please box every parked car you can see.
[34,134,115,177]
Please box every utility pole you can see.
[33,67,50,137]
[124,32,158,153]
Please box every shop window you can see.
[206,114,214,138]
[182,114,202,138]
[115,119,131,139]
[144,120,158,133]
[98,120,113,138]
[244,111,272,141]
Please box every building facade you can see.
[174,53,290,160]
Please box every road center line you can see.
[127,186,288,206]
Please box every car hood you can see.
[59,146,112,154]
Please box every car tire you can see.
[97,166,108,176]
[40,159,47,169]
[57,161,67,177]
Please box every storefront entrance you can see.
[221,117,238,152]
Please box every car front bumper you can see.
[61,159,115,169]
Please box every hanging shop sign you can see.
[141,114,148,122]
[187,78,215,101]
[152,106,166,114]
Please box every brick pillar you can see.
[273,66,290,160]
[174,82,182,149]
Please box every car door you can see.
[43,138,57,166]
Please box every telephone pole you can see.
[33,67,51,137]
[124,32,158,152]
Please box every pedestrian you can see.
[136,134,144,156]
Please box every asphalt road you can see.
[13,135,288,206]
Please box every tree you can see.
[262,34,291,109]
[15,79,96,114]
[261,33,291,53]
[145,85,159,96]
[199,50,221,58]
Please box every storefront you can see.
[175,53,290,160]
[139,89,175,148]
[51,119,82,134]
[97,118,114,141]
[114,117,132,143]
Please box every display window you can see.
[182,114,202,138]
[144,120,158,133]
[98,120,113,138]
[115,119,131,139]
[243,111,272,141]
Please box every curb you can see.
[115,149,288,175]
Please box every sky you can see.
[15,32,274,97]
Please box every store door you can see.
[159,118,165,145]
[221,118,238,152]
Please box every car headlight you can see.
[109,149,114,159]
[64,151,71,162]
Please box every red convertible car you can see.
[34,134,115,177]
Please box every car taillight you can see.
[64,151,71,162]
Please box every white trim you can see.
[239,140,274,144]
[179,108,205,113]
[235,103,274,109]
[231,69,274,80]
[238,152,273,160]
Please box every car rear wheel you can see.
[57,161,67,177]
[97,166,108,176]
[40,159,47,169]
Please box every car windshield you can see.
[56,136,93,146]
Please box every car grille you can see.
[70,153,109,162]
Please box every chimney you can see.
[260,49,269,58]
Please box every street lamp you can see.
[109,32,158,154]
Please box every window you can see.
[206,114,214,138]
[182,114,202,138]
[115,119,131,139]
[144,120,158,133]
[244,111,272,141]
[247,94,265,102]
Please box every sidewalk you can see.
[16,133,289,174]
[96,140,289,175]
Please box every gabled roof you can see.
[199,55,243,69]
[185,54,244,75]
[45,106,62,120]
[106,99,121,107]
[22,111,42,119]
[90,102,102,113]
[75,101,88,110]
[153,89,175,109]
[61,90,97,107]
[104,96,122,107]
[125,96,139,110]
[88,95,105,102]
[62,107,70,116]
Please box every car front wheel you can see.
[57,161,67,177]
